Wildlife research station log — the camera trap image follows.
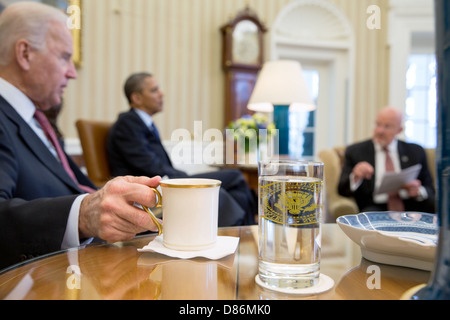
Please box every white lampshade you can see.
[247,60,316,112]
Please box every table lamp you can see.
[247,60,316,155]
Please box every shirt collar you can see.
[133,108,154,128]
[374,139,398,153]
[0,77,36,122]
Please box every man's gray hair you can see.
[0,1,68,66]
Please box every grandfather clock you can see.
[221,8,267,128]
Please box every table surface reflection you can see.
[0,224,430,300]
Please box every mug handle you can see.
[142,187,163,236]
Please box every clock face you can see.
[232,20,260,65]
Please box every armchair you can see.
[76,119,113,187]
[318,147,358,221]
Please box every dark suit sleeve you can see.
[338,147,355,197]
[107,113,187,178]
[0,195,77,270]
[408,144,436,199]
[337,141,376,211]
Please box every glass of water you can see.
[258,160,324,290]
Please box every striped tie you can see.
[34,110,95,194]
[384,146,405,211]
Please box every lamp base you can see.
[273,105,290,155]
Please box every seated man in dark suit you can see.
[0,2,161,270]
[338,106,436,213]
[107,73,257,226]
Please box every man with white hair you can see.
[338,106,436,213]
[0,2,161,270]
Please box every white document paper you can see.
[375,164,422,195]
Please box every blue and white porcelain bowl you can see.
[337,212,438,271]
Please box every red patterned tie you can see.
[384,147,405,211]
[34,110,95,194]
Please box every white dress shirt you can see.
[133,108,154,128]
[373,140,401,203]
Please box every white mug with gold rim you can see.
[144,178,221,251]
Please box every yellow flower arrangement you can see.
[228,113,276,152]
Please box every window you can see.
[405,54,437,149]
[289,70,320,159]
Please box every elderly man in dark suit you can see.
[338,106,436,213]
[0,2,161,270]
[107,73,257,227]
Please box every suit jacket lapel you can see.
[367,140,376,167]
[1,100,80,191]
[397,141,411,169]
[129,109,173,166]
[366,140,376,192]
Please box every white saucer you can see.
[255,274,335,295]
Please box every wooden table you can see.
[0,224,430,301]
